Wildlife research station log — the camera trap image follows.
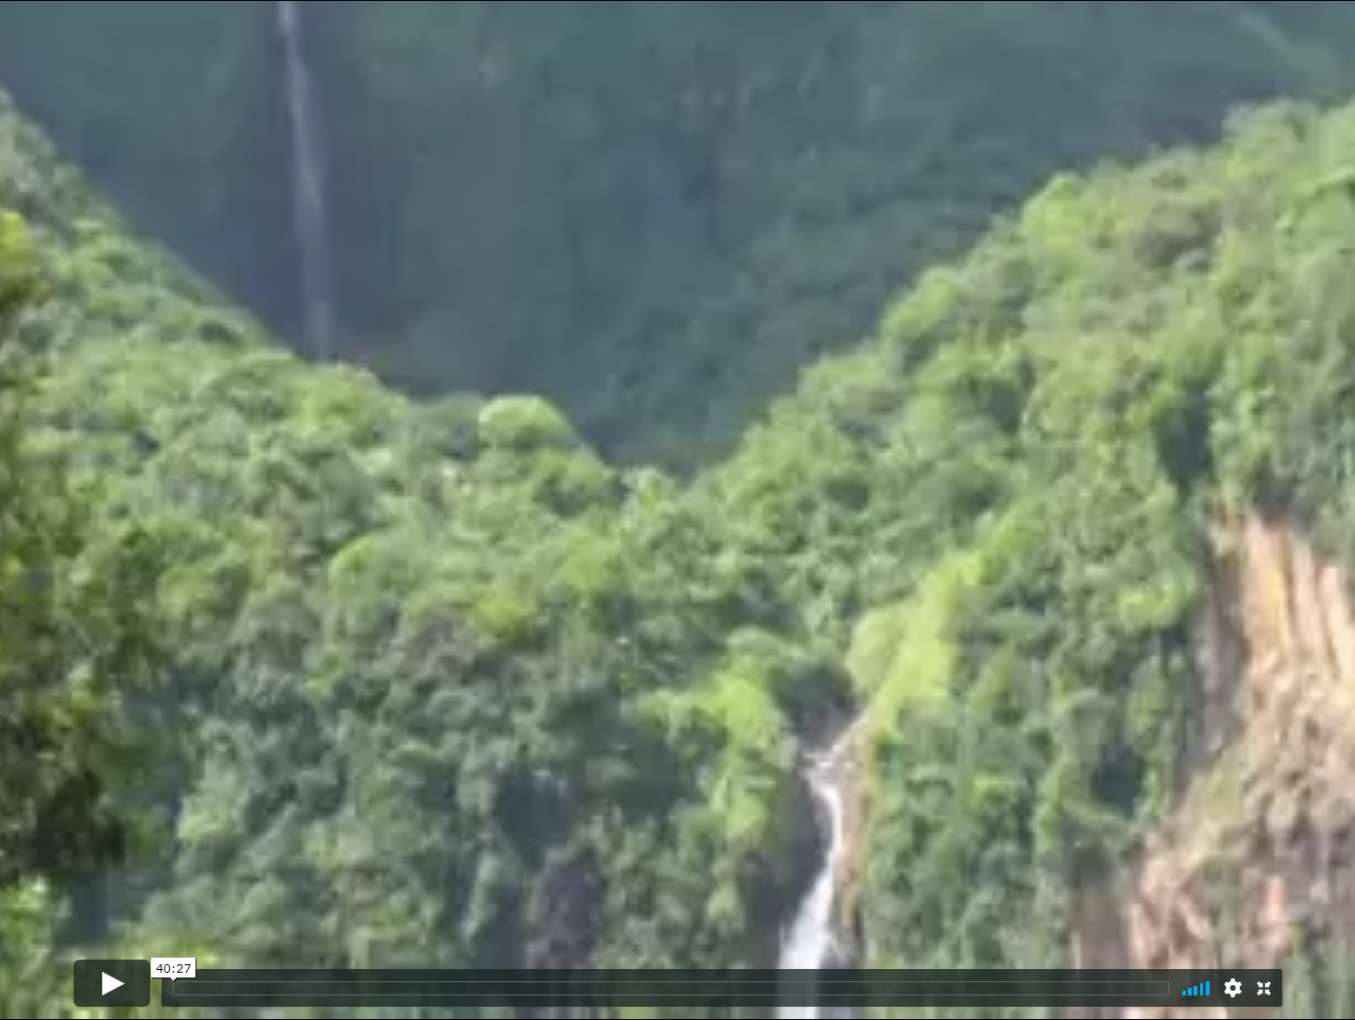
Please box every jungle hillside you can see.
[4,2,1355,1018]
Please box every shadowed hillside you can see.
[6,1,1355,462]
[5,7,1355,1018]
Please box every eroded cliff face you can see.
[1070,513,1355,1017]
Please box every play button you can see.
[73,959,150,1007]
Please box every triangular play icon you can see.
[101,972,124,996]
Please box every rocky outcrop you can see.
[1068,513,1355,1017]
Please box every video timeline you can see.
[156,967,1283,1008]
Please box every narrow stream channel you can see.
[777,724,858,1018]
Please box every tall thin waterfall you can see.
[777,728,855,1018]
[276,0,335,357]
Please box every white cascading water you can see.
[777,733,852,1018]
[276,0,335,357]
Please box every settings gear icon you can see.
[1224,978,1242,998]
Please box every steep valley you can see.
[8,4,1355,1019]
[8,2,1355,462]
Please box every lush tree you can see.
[7,9,1355,1014]
[0,212,167,1014]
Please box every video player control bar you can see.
[159,968,1282,1008]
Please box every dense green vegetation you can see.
[7,1,1355,462]
[8,4,1355,1018]
[0,212,169,1013]
[704,98,1355,1013]
[2,90,846,1018]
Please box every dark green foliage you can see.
[24,322,826,1003]
[0,93,832,1012]
[0,213,163,884]
[6,6,1355,1017]
[7,2,1355,462]
[705,100,1355,1012]
[0,212,169,1012]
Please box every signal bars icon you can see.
[1182,981,1210,997]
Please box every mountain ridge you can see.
[7,18,1355,1017]
[9,1,1355,463]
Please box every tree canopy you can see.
[4,5,1355,1017]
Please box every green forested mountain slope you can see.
[0,85,842,1017]
[49,340,822,976]
[5,2,1355,462]
[704,98,1355,1000]
[0,87,258,359]
[0,211,174,1017]
[7,13,1355,1020]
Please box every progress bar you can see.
[159,968,1282,1008]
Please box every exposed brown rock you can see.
[1067,513,1355,1017]
[825,717,869,952]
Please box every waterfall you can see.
[276,0,335,357]
[777,726,856,1018]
